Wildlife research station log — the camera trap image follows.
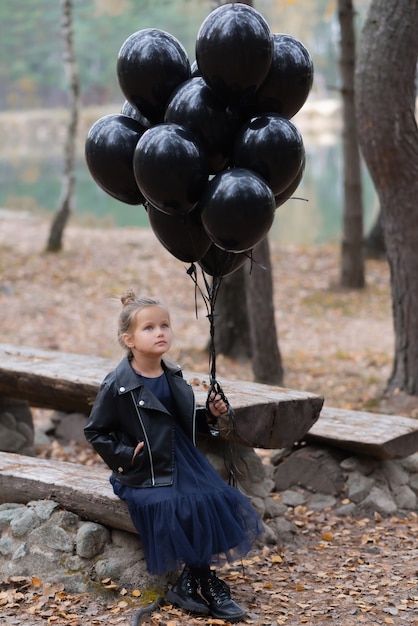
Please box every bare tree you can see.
[355,0,418,394]
[46,0,80,252]
[214,269,252,362]
[245,238,283,384]
[338,0,365,288]
[364,208,385,259]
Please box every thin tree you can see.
[46,0,79,252]
[245,238,284,384]
[338,0,365,288]
[355,0,418,394]
[364,208,385,259]
[214,268,252,362]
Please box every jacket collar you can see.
[114,356,182,395]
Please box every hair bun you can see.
[121,289,137,307]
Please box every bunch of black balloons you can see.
[85,2,313,279]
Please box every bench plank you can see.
[0,344,323,450]
[306,406,418,460]
[0,452,136,534]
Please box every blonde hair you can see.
[117,290,167,353]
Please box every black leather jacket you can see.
[84,357,211,488]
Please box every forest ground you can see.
[1,210,417,625]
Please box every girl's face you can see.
[123,305,173,358]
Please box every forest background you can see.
[0,0,374,235]
[0,0,417,413]
[0,0,367,110]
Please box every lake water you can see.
[0,104,377,246]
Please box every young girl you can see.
[84,290,263,622]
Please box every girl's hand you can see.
[131,441,144,465]
[208,393,228,419]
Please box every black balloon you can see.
[251,33,314,119]
[147,203,212,263]
[200,168,275,253]
[275,155,306,208]
[165,77,241,173]
[117,29,191,124]
[195,3,273,105]
[133,123,209,215]
[121,100,151,128]
[199,244,249,278]
[85,114,146,205]
[190,60,201,77]
[233,114,304,196]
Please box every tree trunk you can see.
[214,267,252,361]
[245,238,284,385]
[338,0,365,288]
[355,0,418,394]
[364,208,386,259]
[46,0,79,252]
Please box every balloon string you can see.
[185,262,240,486]
[186,263,200,320]
[276,195,308,203]
[242,248,267,274]
[184,262,223,385]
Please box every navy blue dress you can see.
[110,372,263,575]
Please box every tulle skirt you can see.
[110,425,263,574]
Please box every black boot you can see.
[166,566,209,615]
[200,570,246,622]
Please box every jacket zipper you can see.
[130,391,155,486]
[192,392,196,446]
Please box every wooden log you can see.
[0,343,323,449]
[0,451,137,534]
[306,406,418,460]
[0,344,106,414]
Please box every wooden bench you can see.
[1,343,418,459]
[306,406,418,460]
[0,343,323,450]
[2,344,418,535]
[0,343,324,531]
[0,451,136,534]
